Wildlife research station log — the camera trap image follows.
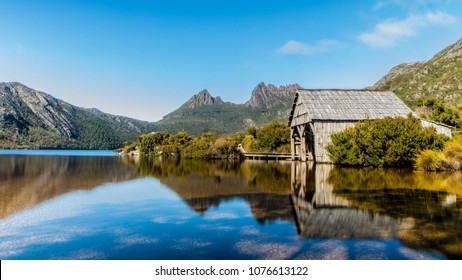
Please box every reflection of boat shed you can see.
[288,90,452,163]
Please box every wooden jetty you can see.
[242,152,297,161]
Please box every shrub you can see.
[420,98,462,128]
[138,131,169,155]
[415,135,462,171]
[326,115,448,167]
[414,150,447,171]
[444,136,462,161]
[241,135,254,152]
[129,131,241,159]
[253,122,290,152]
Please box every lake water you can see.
[1,150,461,260]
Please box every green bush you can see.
[138,131,169,155]
[421,98,462,128]
[127,131,241,159]
[253,122,290,152]
[326,115,448,167]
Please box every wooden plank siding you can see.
[312,121,357,163]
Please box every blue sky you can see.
[1,0,462,121]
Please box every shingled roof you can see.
[289,90,413,125]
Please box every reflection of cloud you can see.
[235,240,301,259]
[152,216,168,223]
[0,232,73,259]
[0,249,23,259]
[0,200,84,230]
[204,212,239,220]
[172,238,213,251]
[399,247,442,260]
[63,249,105,260]
[240,226,260,236]
[118,235,159,245]
[152,213,195,225]
[0,221,99,258]
[0,240,24,259]
[198,224,235,232]
[300,240,348,260]
[116,234,159,250]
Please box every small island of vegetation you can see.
[121,121,291,160]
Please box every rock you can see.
[245,82,302,109]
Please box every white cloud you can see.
[277,39,345,55]
[359,11,457,47]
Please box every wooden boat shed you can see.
[288,90,452,163]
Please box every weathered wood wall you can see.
[312,121,357,163]
[420,119,452,137]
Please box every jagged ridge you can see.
[158,82,302,135]
[182,89,224,108]
[245,82,302,109]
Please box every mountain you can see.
[1,81,301,148]
[181,89,224,108]
[245,82,301,109]
[370,37,462,107]
[0,82,158,149]
[157,82,301,135]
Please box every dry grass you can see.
[414,150,447,171]
[415,135,462,171]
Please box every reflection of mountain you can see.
[0,155,139,218]
[129,157,462,259]
[184,194,294,224]
[127,157,295,223]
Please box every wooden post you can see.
[291,127,295,161]
[299,125,307,162]
[308,122,315,161]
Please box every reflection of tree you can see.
[327,167,458,219]
[326,167,462,259]
[0,155,139,218]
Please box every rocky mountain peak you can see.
[370,37,462,106]
[182,89,224,108]
[432,37,462,60]
[0,82,75,137]
[1,81,157,149]
[245,82,302,109]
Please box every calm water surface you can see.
[0,150,461,259]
